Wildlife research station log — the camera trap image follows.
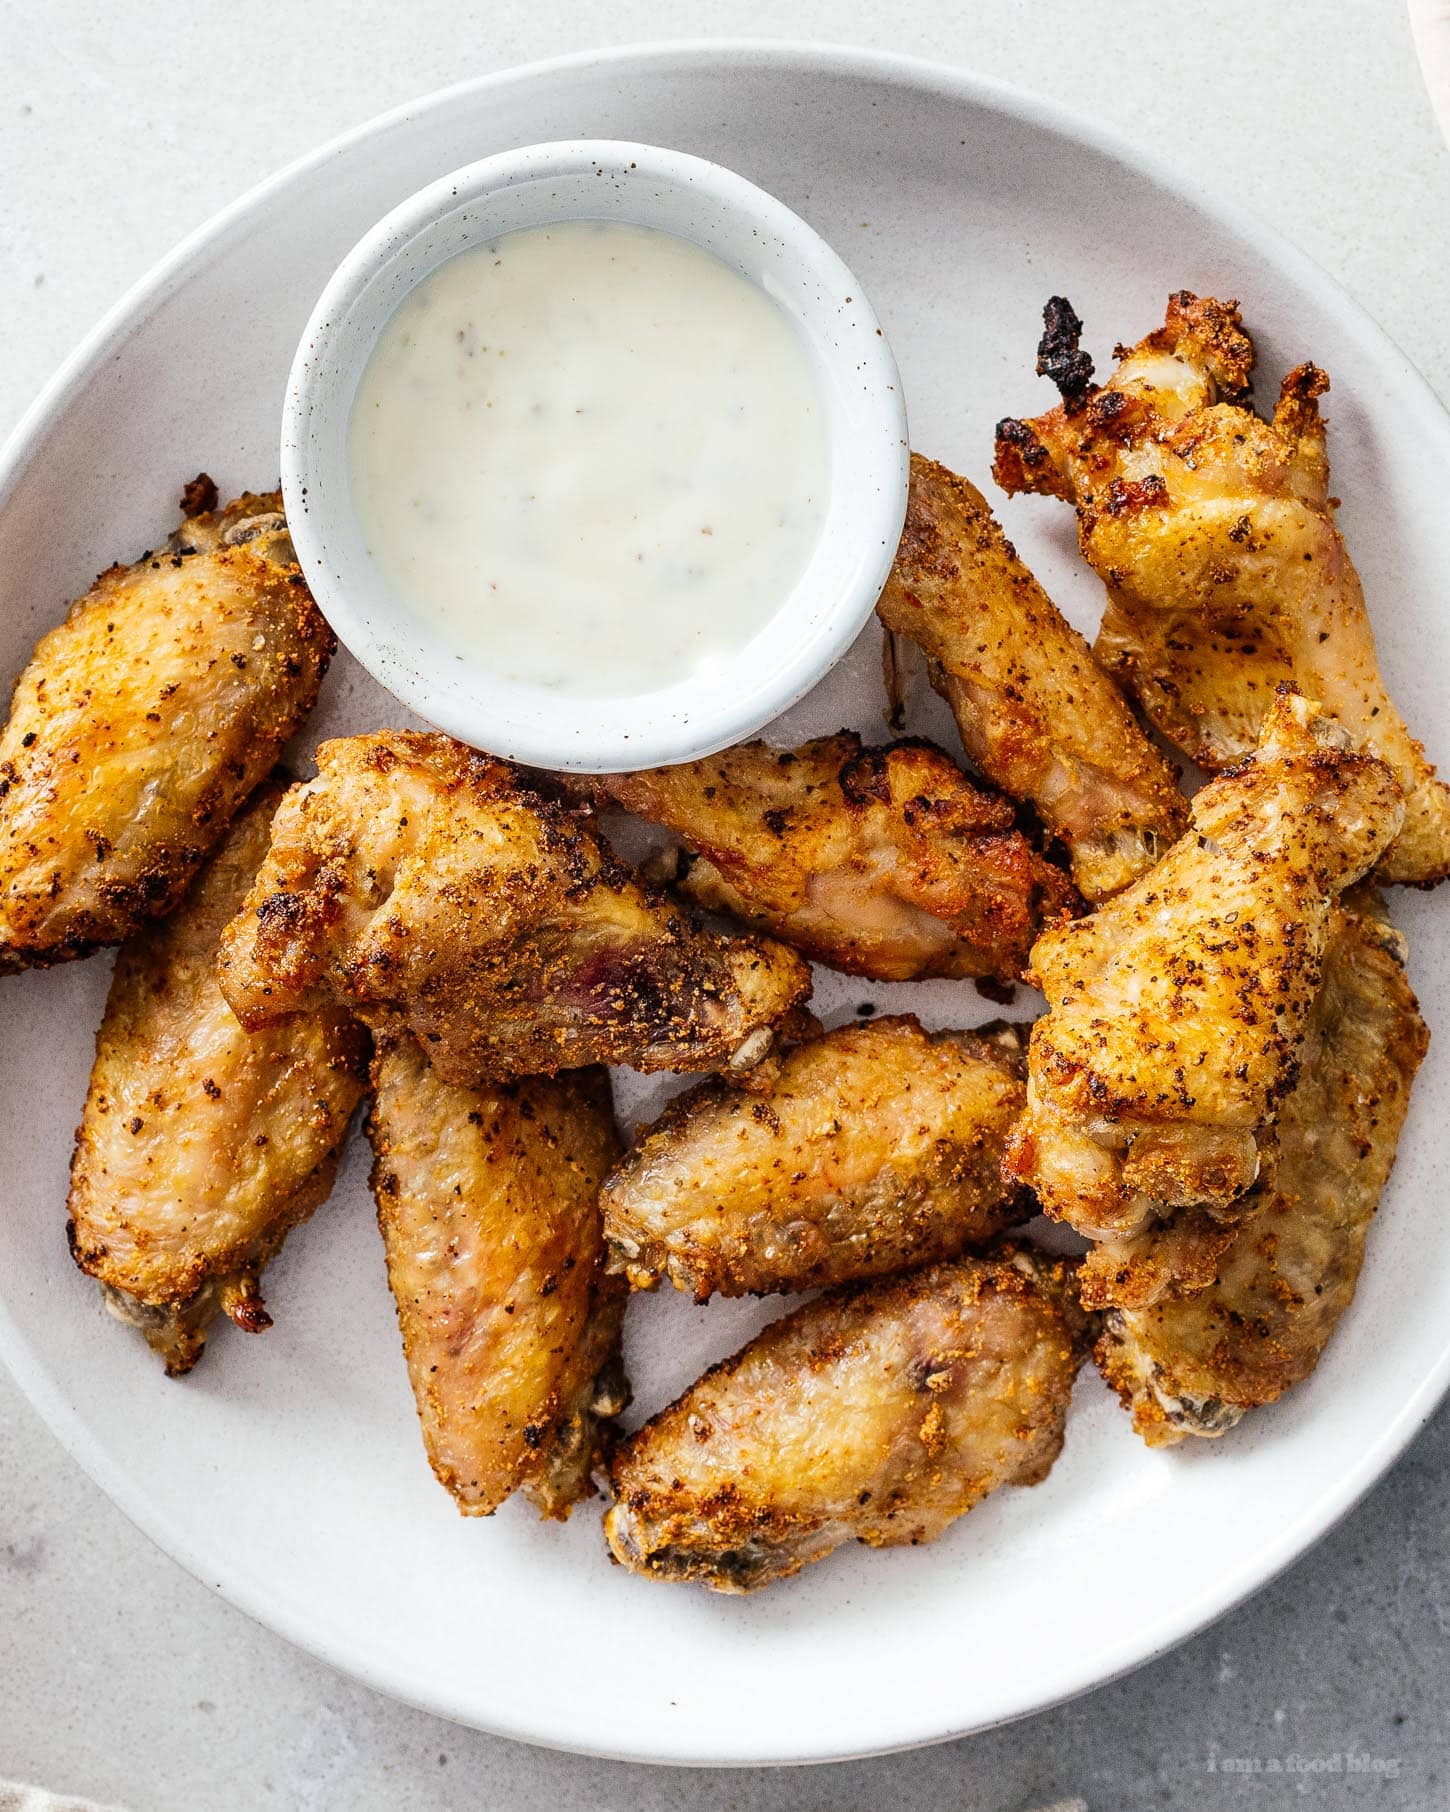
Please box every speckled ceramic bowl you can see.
[282,138,909,770]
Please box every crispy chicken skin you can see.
[993,294,1450,886]
[368,1037,627,1518]
[0,481,334,971]
[583,733,1077,983]
[66,775,369,1376]
[1076,1198,1251,1315]
[602,1015,1030,1299]
[217,732,811,1084]
[876,454,1186,902]
[1097,892,1428,1444]
[604,1244,1085,1592]
[1003,692,1403,1276]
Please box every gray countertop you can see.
[3,3,1448,1806]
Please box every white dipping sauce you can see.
[349,221,830,698]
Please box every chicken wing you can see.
[66,775,369,1375]
[1076,1199,1252,1315]
[369,1037,627,1517]
[217,732,810,1083]
[583,733,1076,982]
[876,454,1187,901]
[603,1015,1030,1299]
[0,480,334,971]
[1097,891,1428,1444]
[604,1243,1085,1592]
[1003,691,1402,1279]
[993,294,1450,886]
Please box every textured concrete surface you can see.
[3,2,1449,1806]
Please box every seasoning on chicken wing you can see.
[604,1243,1085,1592]
[217,732,811,1084]
[876,454,1187,902]
[1097,890,1428,1444]
[1003,691,1403,1287]
[369,1036,627,1517]
[603,1015,1030,1299]
[583,734,1076,983]
[66,775,369,1375]
[993,294,1450,887]
[0,480,334,972]
[1076,1200,1249,1315]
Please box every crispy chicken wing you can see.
[604,1243,1085,1592]
[583,733,1077,982]
[993,294,1450,886]
[1097,892,1428,1443]
[217,732,811,1083]
[1076,1198,1250,1315]
[66,775,369,1375]
[603,1015,1030,1299]
[876,454,1186,901]
[1003,692,1402,1275]
[0,480,334,971]
[368,1037,627,1517]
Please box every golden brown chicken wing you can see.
[993,294,1450,886]
[66,775,369,1375]
[0,481,334,971]
[583,734,1076,983]
[368,1036,627,1517]
[603,1015,1030,1299]
[1003,692,1402,1281]
[876,454,1187,901]
[1097,891,1428,1444]
[1076,1200,1249,1315]
[217,732,811,1084]
[604,1243,1085,1592]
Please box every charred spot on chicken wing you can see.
[993,293,1450,886]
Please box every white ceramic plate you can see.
[3,42,1448,1768]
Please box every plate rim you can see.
[3,36,1449,1767]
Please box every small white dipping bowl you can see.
[282,140,909,771]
